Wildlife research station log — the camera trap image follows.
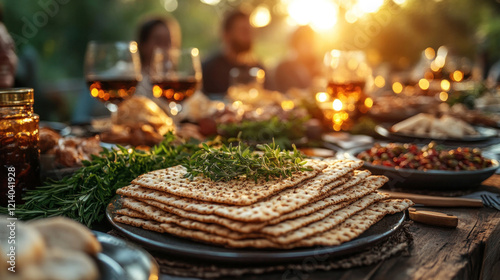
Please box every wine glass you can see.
[323,50,372,131]
[150,48,202,117]
[84,41,142,112]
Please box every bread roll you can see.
[29,217,101,256]
[392,113,431,133]
[112,96,175,135]
[0,217,46,269]
[20,249,99,280]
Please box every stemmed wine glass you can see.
[150,48,202,118]
[323,50,372,131]
[84,41,142,112]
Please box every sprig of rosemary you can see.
[0,133,310,227]
[184,141,311,182]
[0,133,200,227]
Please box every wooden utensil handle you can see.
[408,208,458,228]
[383,191,483,208]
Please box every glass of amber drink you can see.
[84,41,142,112]
[324,50,372,131]
[0,88,40,206]
[150,48,202,118]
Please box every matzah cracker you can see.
[267,170,370,225]
[261,192,388,237]
[139,198,268,233]
[116,208,150,219]
[117,163,360,223]
[288,199,414,248]
[121,180,386,240]
[131,160,361,205]
[112,199,411,249]
[132,170,368,234]
[113,215,165,233]
[115,182,388,246]
[121,198,262,240]
[265,182,387,244]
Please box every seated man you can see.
[202,9,266,98]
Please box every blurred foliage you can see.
[1,0,221,81]
[1,0,499,81]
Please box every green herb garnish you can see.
[218,116,307,148]
[1,133,200,227]
[184,141,311,182]
[1,134,311,227]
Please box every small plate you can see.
[299,147,336,158]
[94,231,159,280]
[343,146,500,190]
[40,121,71,136]
[106,197,406,265]
[375,124,498,142]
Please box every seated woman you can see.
[135,16,181,112]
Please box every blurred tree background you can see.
[1,0,499,121]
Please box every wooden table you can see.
[159,178,500,280]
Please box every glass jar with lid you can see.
[0,88,40,207]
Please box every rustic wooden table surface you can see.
[160,177,500,280]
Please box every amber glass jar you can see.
[0,88,40,207]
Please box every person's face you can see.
[225,17,253,54]
[295,39,316,61]
[0,23,17,88]
[142,24,171,67]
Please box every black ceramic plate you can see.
[93,231,159,280]
[106,197,405,265]
[343,146,500,190]
[375,124,498,142]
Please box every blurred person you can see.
[487,60,500,87]
[137,17,181,73]
[72,17,181,123]
[0,16,17,88]
[135,17,181,111]
[274,25,322,93]
[202,9,266,97]
[0,9,57,120]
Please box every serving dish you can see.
[106,197,406,265]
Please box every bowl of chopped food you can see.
[343,142,499,190]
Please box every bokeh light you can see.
[439,91,448,102]
[418,78,430,90]
[250,5,271,28]
[281,100,295,111]
[441,79,450,91]
[364,97,373,108]
[162,0,178,12]
[332,99,343,111]
[374,75,385,88]
[452,70,464,82]
[316,92,329,102]
[424,47,436,60]
[200,0,220,5]
[392,82,403,94]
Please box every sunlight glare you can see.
[357,0,384,14]
[287,0,338,32]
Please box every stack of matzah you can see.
[113,159,413,249]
